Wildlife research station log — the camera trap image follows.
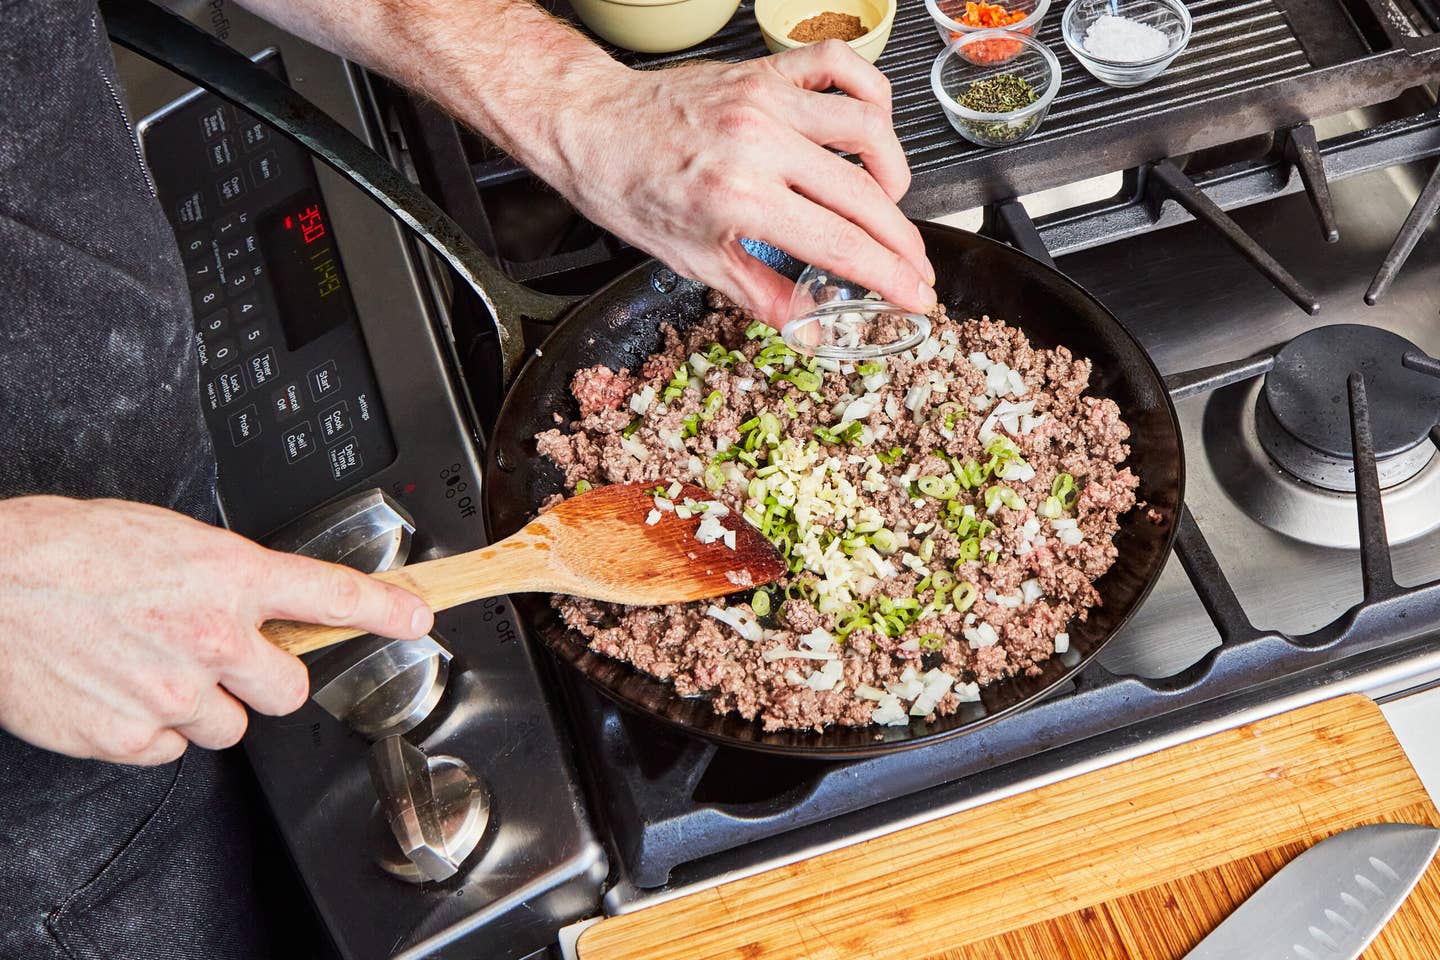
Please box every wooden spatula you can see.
[262,481,786,656]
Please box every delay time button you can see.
[328,439,363,481]
[283,421,315,463]
[229,404,261,446]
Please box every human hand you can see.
[0,496,433,764]
[538,40,936,326]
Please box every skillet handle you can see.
[100,0,578,383]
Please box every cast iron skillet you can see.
[483,225,1184,757]
[111,2,1184,758]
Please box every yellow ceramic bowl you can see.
[754,0,896,63]
[569,0,742,53]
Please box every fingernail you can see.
[411,606,434,636]
[918,281,937,310]
[923,258,937,286]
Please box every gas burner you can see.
[1204,331,1440,549]
[1256,325,1440,492]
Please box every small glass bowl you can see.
[923,0,1050,43]
[1062,0,1191,88]
[782,265,931,359]
[930,30,1061,149]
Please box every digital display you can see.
[259,189,357,349]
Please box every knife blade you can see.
[1182,822,1440,960]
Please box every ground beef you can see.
[535,294,1137,731]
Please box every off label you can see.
[440,462,476,520]
[479,597,517,645]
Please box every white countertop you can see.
[1382,687,1440,800]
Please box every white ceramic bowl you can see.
[570,0,742,53]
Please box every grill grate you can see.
[502,0,1440,215]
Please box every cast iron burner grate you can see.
[561,337,1440,891]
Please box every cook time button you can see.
[318,401,350,443]
[328,439,363,481]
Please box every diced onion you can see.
[707,604,762,642]
[1021,579,1043,604]
[964,623,1000,648]
[629,385,655,415]
[1055,632,1070,654]
[644,509,661,526]
[1058,527,1085,546]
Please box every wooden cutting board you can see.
[577,694,1440,960]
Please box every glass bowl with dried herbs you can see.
[930,29,1061,148]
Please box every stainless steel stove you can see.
[110,0,1440,957]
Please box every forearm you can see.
[233,0,622,192]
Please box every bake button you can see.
[216,365,246,407]
[282,421,315,463]
[247,348,278,388]
[217,173,245,205]
[328,439,363,481]
[270,381,303,419]
[248,151,280,185]
[199,105,229,140]
[318,401,350,443]
[228,404,261,446]
[191,283,223,315]
[239,120,269,152]
[237,321,267,351]
[307,361,340,401]
[207,137,235,170]
[176,192,205,227]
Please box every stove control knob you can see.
[309,634,453,739]
[368,736,489,883]
[262,488,414,574]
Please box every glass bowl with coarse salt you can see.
[1062,0,1191,87]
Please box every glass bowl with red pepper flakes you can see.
[931,30,1061,148]
[923,0,1050,44]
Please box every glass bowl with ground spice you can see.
[1062,0,1190,88]
[930,29,1061,148]
[923,0,1050,44]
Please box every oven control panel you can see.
[139,53,396,537]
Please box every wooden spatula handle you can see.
[262,525,557,656]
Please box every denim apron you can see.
[0,2,267,956]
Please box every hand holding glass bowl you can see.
[781,265,932,359]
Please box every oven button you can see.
[282,420,315,463]
[207,137,235,171]
[178,234,210,265]
[213,365,246,407]
[213,211,249,239]
[237,322,267,351]
[228,404,261,446]
[239,120,268,153]
[187,258,219,291]
[328,439,363,481]
[217,173,245,205]
[318,401,350,443]
[247,348,277,388]
[270,381,303,419]
[248,151,280,186]
[307,360,340,401]
[219,233,258,266]
[192,283,223,315]
[176,192,205,227]
[229,290,262,324]
[199,105,229,140]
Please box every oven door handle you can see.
[100,0,578,383]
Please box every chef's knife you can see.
[1183,822,1440,959]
